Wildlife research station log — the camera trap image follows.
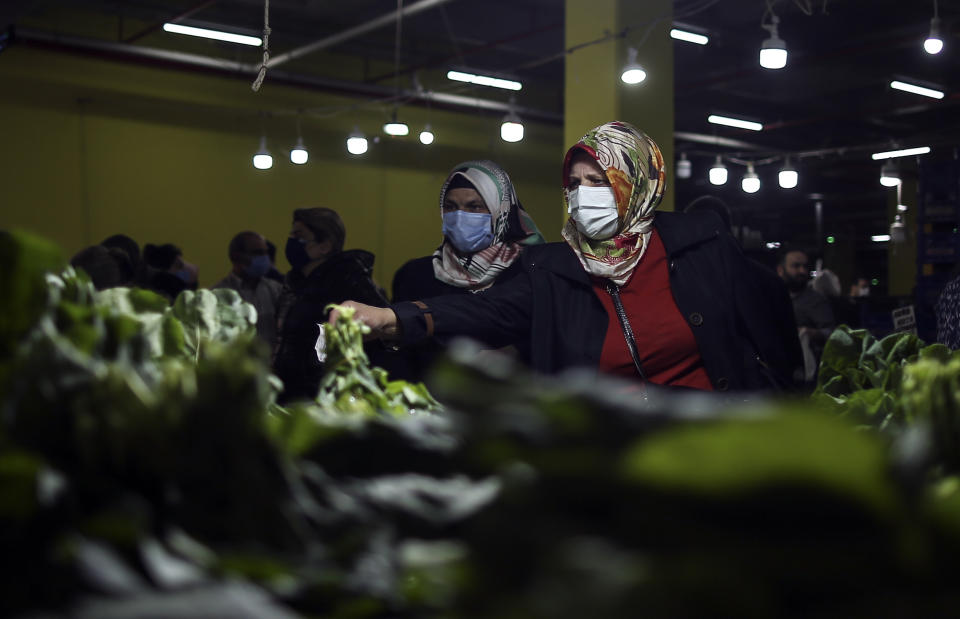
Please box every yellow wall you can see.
[0,46,563,290]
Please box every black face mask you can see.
[285,237,311,271]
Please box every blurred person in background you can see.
[812,268,860,329]
[778,248,834,386]
[936,267,960,349]
[333,121,797,393]
[264,239,285,284]
[390,159,545,382]
[214,231,283,349]
[272,207,389,403]
[70,244,135,290]
[100,233,143,285]
[684,195,802,387]
[142,243,198,302]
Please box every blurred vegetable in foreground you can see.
[4,230,960,618]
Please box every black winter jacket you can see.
[273,249,388,403]
[394,211,800,392]
[388,255,525,382]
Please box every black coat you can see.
[394,211,801,392]
[388,255,525,382]
[273,249,388,403]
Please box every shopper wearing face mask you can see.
[272,207,389,403]
[213,231,283,349]
[332,121,795,393]
[389,160,544,381]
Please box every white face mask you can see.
[568,185,619,240]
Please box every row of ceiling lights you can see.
[677,145,932,194]
[163,12,946,174]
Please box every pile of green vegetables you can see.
[3,229,960,618]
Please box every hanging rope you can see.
[251,0,271,92]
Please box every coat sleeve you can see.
[393,271,534,350]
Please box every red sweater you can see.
[591,231,713,390]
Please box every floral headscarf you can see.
[434,159,545,290]
[560,121,666,286]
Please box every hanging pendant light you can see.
[709,155,728,185]
[778,156,798,189]
[346,127,368,155]
[879,160,900,187]
[252,135,272,170]
[759,14,788,69]
[741,162,760,193]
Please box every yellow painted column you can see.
[564,0,674,210]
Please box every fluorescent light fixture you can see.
[871,146,931,160]
[346,128,368,155]
[670,28,709,45]
[162,23,262,46]
[708,114,763,131]
[890,80,944,99]
[446,70,522,91]
[709,155,728,185]
[419,124,435,145]
[871,234,891,242]
[925,17,944,54]
[620,47,647,85]
[741,162,760,193]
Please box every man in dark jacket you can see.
[272,207,389,403]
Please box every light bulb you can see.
[500,111,524,142]
[346,128,368,155]
[253,153,272,170]
[252,135,271,170]
[879,161,900,187]
[925,17,943,54]
[709,156,728,185]
[778,157,798,189]
[290,137,308,164]
[419,124,435,145]
[384,122,409,136]
[759,15,787,69]
[620,47,647,84]
[742,163,760,193]
[676,153,692,179]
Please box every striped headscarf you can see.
[433,160,544,290]
[560,121,666,286]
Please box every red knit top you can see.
[591,230,714,390]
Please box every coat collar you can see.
[532,211,722,284]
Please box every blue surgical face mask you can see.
[244,254,271,279]
[285,237,311,271]
[442,210,494,254]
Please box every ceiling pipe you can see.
[15,27,561,124]
[266,0,456,70]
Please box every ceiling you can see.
[4,0,960,274]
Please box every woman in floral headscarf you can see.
[337,121,796,392]
[389,160,544,380]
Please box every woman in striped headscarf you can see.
[389,160,543,381]
[339,121,796,393]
